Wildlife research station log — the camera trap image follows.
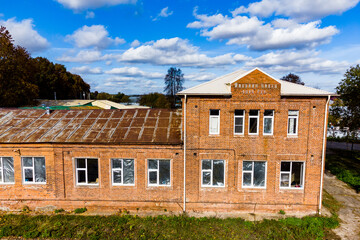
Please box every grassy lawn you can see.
[0,213,339,240]
[326,149,360,192]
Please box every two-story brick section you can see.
[0,68,334,214]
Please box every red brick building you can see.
[0,68,333,214]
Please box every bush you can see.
[74,208,87,214]
[55,208,65,214]
[278,210,285,215]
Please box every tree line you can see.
[0,26,90,107]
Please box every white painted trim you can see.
[279,161,306,189]
[234,110,245,135]
[263,110,274,136]
[111,158,135,186]
[147,159,171,187]
[183,94,187,212]
[0,157,15,184]
[201,159,225,188]
[209,109,220,135]
[241,160,267,189]
[287,110,299,136]
[75,158,99,186]
[21,156,46,184]
[248,110,259,135]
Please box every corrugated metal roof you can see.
[0,109,182,145]
[178,68,335,97]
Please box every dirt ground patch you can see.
[324,171,360,239]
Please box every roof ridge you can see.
[277,79,331,93]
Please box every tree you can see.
[139,93,171,108]
[96,92,113,100]
[164,67,184,108]
[280,73,305,85]
[113,92,130,103]
[336,65,360,140]
[0,26,39,107]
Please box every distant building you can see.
[0,68,334,215]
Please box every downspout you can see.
[319,95,331,213]
[183,94,187,213]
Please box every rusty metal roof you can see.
[0,109,182,145]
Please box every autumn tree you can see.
[0,26,38,107]
[280,73,305,85]
[164,67,184,108]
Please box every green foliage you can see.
[113,92,130,103]
[322,189,341,216]
[0,214,338,239]
[335,65,360,133]
[164,67,184,108]
[0,26,39,107]
[22,206,30,213]
[326,149,360,192]
[327,136,360,144]
[280,73,305,85]
[96,92,113,100]
[278,210,285,215]
[139,92,171,108]
[54,208,65,214]
[0,26,90,107]
[74,208,87,214]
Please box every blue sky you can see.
[1,0,360,94]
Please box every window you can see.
[248,110,259,135]
[22,157,46,184]
[76,158,99,185]
[201,160,225,187]
[112,158,134,185]
[280,161,304,188]
[263,110,274,135]
[209,109,220,134]
[0,157,14,184]
[234,110,244,135]
[148,159,170,186]
[242,161,266,188]
[288,110,299,135]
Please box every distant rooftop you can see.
[178,68,335,97]
[0,109,181,145]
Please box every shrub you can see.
[55,208,65,214]
[279,210,286,215]
[74,208,87,214]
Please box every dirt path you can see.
[324,171,360,240]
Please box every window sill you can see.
[286,135,298,138]
[76,184,99,188]
[279,188,304,192]
[233,134,245,137]
[112,184,135,187]
[23,182,46,185]
[208,134,220,137]
[0,182,15,185]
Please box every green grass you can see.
[326,149,360,192]
[0,214,338,239]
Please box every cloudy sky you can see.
[1,0,360,94]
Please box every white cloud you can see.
[130,39,140,47]
[118,37,249,67]
[232,0,359,21]
[187,11,338,50]
[186,72,217,82]
[0,17,49,52]
[66,25,125,49]
[105,67,163,79]
[85,11,95,19]
[57,50,113,63]
[71,66,102,74]
[245,50,349,74]
[152,7,173,21]
[56,0,136,10]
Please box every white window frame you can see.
[22,156,46,185]
[0,157,14,184]
[201,160,225,188]
[147,159,171,187]
[209,109,220,135]
[234,110,245,135]
[111,158,135,186]
[263,110,274,135]
[287,110,299,136]
[242,161,267,189]
[279,161,305,189]
[75,158,99,186]
[248,110,259,135]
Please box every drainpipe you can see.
[183,94,187,213]
[319,95,331,213]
